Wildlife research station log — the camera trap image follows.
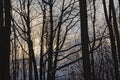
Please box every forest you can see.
[0,0,120,80]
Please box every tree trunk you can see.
[0,0,3,79]
[103,0,119,80]
[0,0,11,80]
[79,0,92,80]
[110,0,120,65]
[47,2,54,80]
[26,1,38,80]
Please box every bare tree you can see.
[79,0,92,80]
[0,0,11,80]
[103,0,119,80]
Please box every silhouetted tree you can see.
[0,0,11,80]
[103,0,119,80]
[79,0,92,80]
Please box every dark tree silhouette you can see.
[103,0,119,80]
[79,0,92,80]
[0,0,11,80]
[1,0,120,80]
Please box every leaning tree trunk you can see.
[109,0,120,64]
[103,0,119,80]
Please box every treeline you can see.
[0,0,120,80]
